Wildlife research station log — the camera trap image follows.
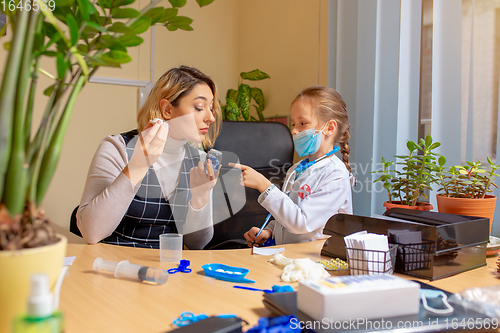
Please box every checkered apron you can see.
[101,130,201,248]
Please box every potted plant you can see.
[373,135,441,211]
[436,156,499,234]
[221,69,270,121]
[0,0,213,329]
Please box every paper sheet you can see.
[252,246,285,256]
[64,256,76,266]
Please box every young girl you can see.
[77,66,222,249]
[233,86,353,246]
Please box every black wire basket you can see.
[345,244,398,275]
[393,240,433,272]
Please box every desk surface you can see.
[61,240,500,332]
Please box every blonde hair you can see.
[293,86,351,172]
[137,66,222,148]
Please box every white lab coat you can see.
[259,155,353,245]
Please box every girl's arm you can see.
[259,166,351,234]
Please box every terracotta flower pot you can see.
[436,194,497,234]
[0,235,67,333]
[383,201,433,211]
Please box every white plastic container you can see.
[297,274,420,322]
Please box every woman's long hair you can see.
[137,66,222,148]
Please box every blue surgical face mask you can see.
[293,124,326,157]
[420,289,454,315]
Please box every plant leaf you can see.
[113,0,135,6]
[117,34,144,47]
[226,89,237,101]
[101,50,132,65]
[85,21,108,33]
[425,134,432,147]
[98,35,127,52]
[76,0,96,20]
[130,16,151,34]
[429,142,441,150]
[157,8,178,24]
[143,7,165,25]
[111,8,141,19]
[237,84,251,121]
[66,14,79,46]
[257,109,265,121]
[167,16,193,31]
[97,0,111,9]
[406,140,417,152]
[196,0,214,7]
[250,87,264,111]
[43,84,56,96]
[56,54,67,79]
[226,98,239,120]
[169,0,187,7]
[240,69,270,81]
[108,22,136,34]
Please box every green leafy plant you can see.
[373,135,441,206]
[222,69,270,121]
[0,0,214,250]
[436,156,500,199]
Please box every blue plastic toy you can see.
[168,259,192,274]
[202,263,255,283]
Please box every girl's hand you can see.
[125,121,169,184]
[229,163,271,193]
[244,227,272,247]
[190,159,219,210]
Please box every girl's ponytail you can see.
[339,127,351,173]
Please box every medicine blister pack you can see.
[206,149,222,174]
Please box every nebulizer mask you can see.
[292,123,327,157]
[420,289,454,315]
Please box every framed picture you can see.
[265,115,289,128]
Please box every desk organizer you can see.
[322,209,489,280]
[345,244,398,275]
[392,240,434,272]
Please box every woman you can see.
[77,66,222,249]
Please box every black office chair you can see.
[69,206,83,237]
[205,120,294,250]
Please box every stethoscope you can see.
[268,146,340,238]
[282,146,340,194]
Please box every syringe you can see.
[93,257,169,285]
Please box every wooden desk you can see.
[61,241,500,332]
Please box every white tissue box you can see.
[297,274,420,322]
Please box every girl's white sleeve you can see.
[77,135,140,244]
[259,168,350,234]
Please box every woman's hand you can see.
[190,159,219,210]
[244,227,272,247]
[124,121,169,185]
[228,163,271,193]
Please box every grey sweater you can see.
[77,134,213,249]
